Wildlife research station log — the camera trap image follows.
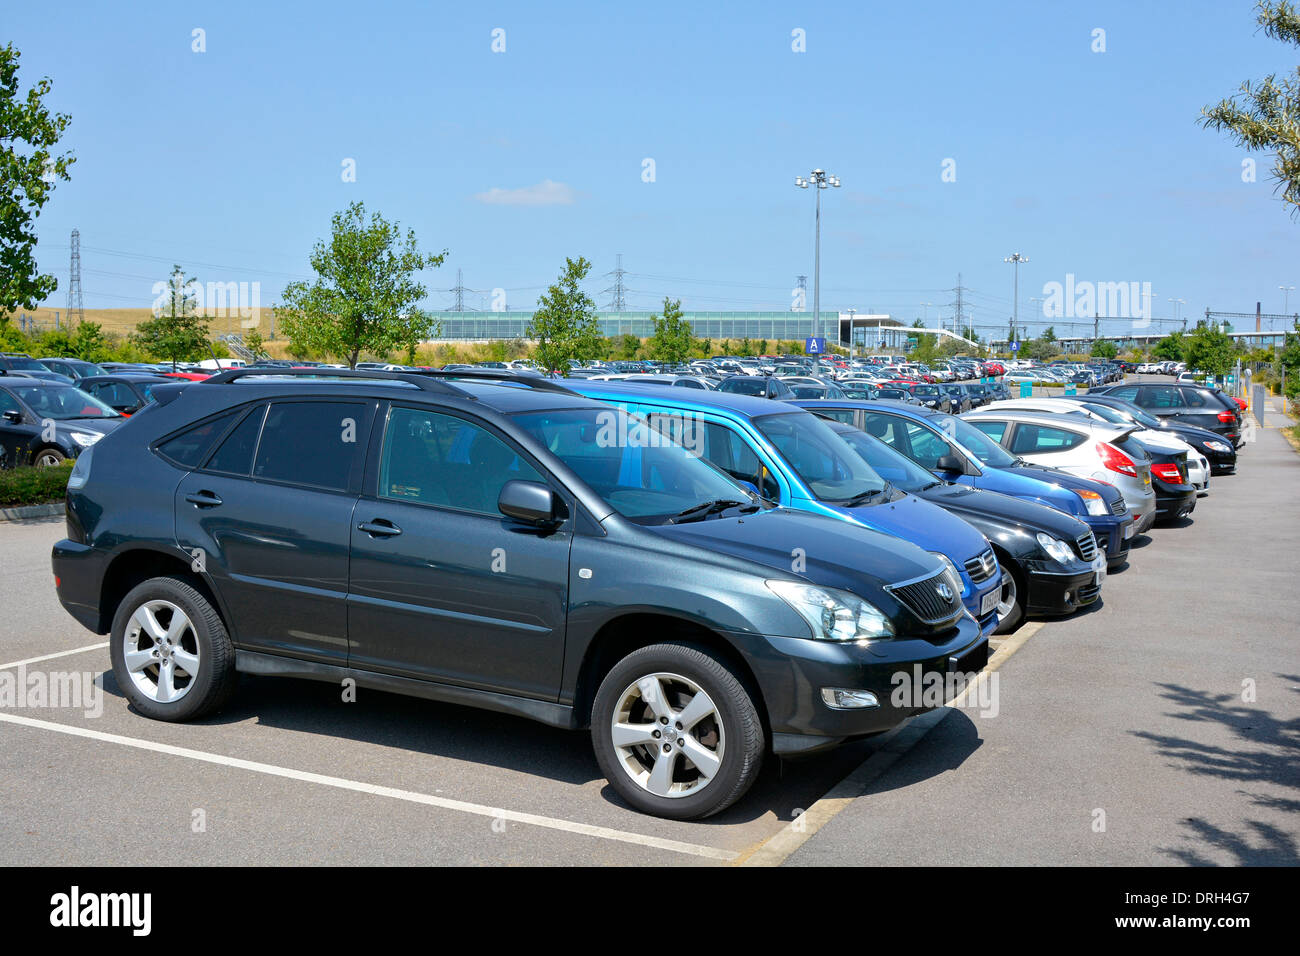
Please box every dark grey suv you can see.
[51,369,986,819]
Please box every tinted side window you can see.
[1010,424,1084,454]
[1136,386,1182,410]
[206,405,267,475]
[701,423,778,498]
[252,402,368,491]
[1178,388,1208,408]
[1106,386,1139,401]
[966,420,1008,445]
[156,409,241,469]
[88,382,136,408]
[903,421,952,468]
[817,408,857,425]
[0,390,23,416]
[379,406,541,513]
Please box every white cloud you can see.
[473,179,576,206]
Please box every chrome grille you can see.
[886,571,964,625]
[1075,532,1098,562]
[1109,497,1126,516]
[963,549,998,585]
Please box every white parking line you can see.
[0,642,108,671]
[0,711,738,862]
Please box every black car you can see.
[50,367,987,820]
[39,357,106,381]
[716,374,794,399]
[1142,444,1197,522]
[959,383,990,407]
[824,420,1102,633]
[1090,383,1243,446]
[906,383,946,411]
[939,383,971,413]
[0,375,124,467]
[0,352,55,374]
[1058,394,1237,474]
[77,373,179,416]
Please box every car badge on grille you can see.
[936,582,954,601]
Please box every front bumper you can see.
[1024,560,1104,616]
[1082,513,1132,569]
[743,615,986,754]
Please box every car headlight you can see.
[1203,440,1231,453]
[1074,489,1109,516]
[766,580,894,641]
[69,431,102,447]
[1035,532,1076,564]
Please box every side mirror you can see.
[498,480,559,526]
[736,480,760,496]
[935,453,966,474]
[2,410,22,424]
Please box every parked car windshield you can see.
[717,377,768,396]
[833,426,942,493]
[752,411,888,502]
[510,407,755,523]
[12,385,121,420]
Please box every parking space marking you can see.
[736,621,1044,866]
[0,642,108,671]
[0,711,738,862]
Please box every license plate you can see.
[980,589,1000,616]
[1124,521,1136,539]
[1093,554,1105,586]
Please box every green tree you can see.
[1200,1,1300,218]
[1184,325,1237,375]
[648,297,694,364]
[133,266,210,369]
[70,321,108,361]
[1042,326,1057,343]
[1091,339,1119,359]
[0,43,75,317]
[276,202,446,369]
[1152,332,1188,362]
[243,328,265,360]
[527,256,601,374]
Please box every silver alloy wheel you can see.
[34,450,64,467]
[996,574,1018,620]
[610,672,725,799]
[123,600,200,704]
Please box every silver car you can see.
[960,409,1159,533]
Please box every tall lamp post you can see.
[1169,297,1186,331]
[796,169,840,374]
[1004,253,1029,344]
[1280,286,1295,316]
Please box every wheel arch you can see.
[98,547,228,637]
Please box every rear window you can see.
[156,410,243,468]
[206,405,267,475]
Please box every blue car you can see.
[570,382,1006,634]
[789,399,1135,570]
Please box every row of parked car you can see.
[43,361,1246,821]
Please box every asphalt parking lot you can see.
[1,382,1296,866]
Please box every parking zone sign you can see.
[805,337,826,355]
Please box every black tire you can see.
[32,446,67,467]
[993,561,1025,635]
[109,575,237,721]
[591,642,764,820]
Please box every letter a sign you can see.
[805,337,826,355]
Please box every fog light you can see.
[821,688,880,710]
[1063,590,1073,604]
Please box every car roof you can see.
[80,373,174,383]
[787,397,942,419]
[570,380,792,418]
[962,408,1126,434]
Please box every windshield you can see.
[12,385,121,420]
[510,407,753,523]
[4,357,47,371]
[911,385,938,396]
[834,426,940,492]
[752,411,887,502]
[947,416,1018,468]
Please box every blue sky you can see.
[8,0,1300,338]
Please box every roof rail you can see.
[200,366,578,397]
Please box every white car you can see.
[960,409,1160,531]
[981,397,1210,496]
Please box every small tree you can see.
[243,328,265,361]
[1152,332,1188,362]
[1200,1,1300,219]
[0,43,76,316]
[1091,339,1119,359]
[528,257,601,373]
[1185,325,1237,375]
[276,202,446,368]
[648,297,694,364]
[134,266,210,369]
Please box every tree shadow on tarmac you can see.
[1132,677,1300,865]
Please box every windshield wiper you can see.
[669,498,749,523]
[840,481,893,507]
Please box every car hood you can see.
[1002,464,1127,515]
[58,417,123,436]
[646,506,944,599]
[817,491,990,566]
[917,482,1090,542]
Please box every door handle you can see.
[358,519,402,537]
[185,491,223,507]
